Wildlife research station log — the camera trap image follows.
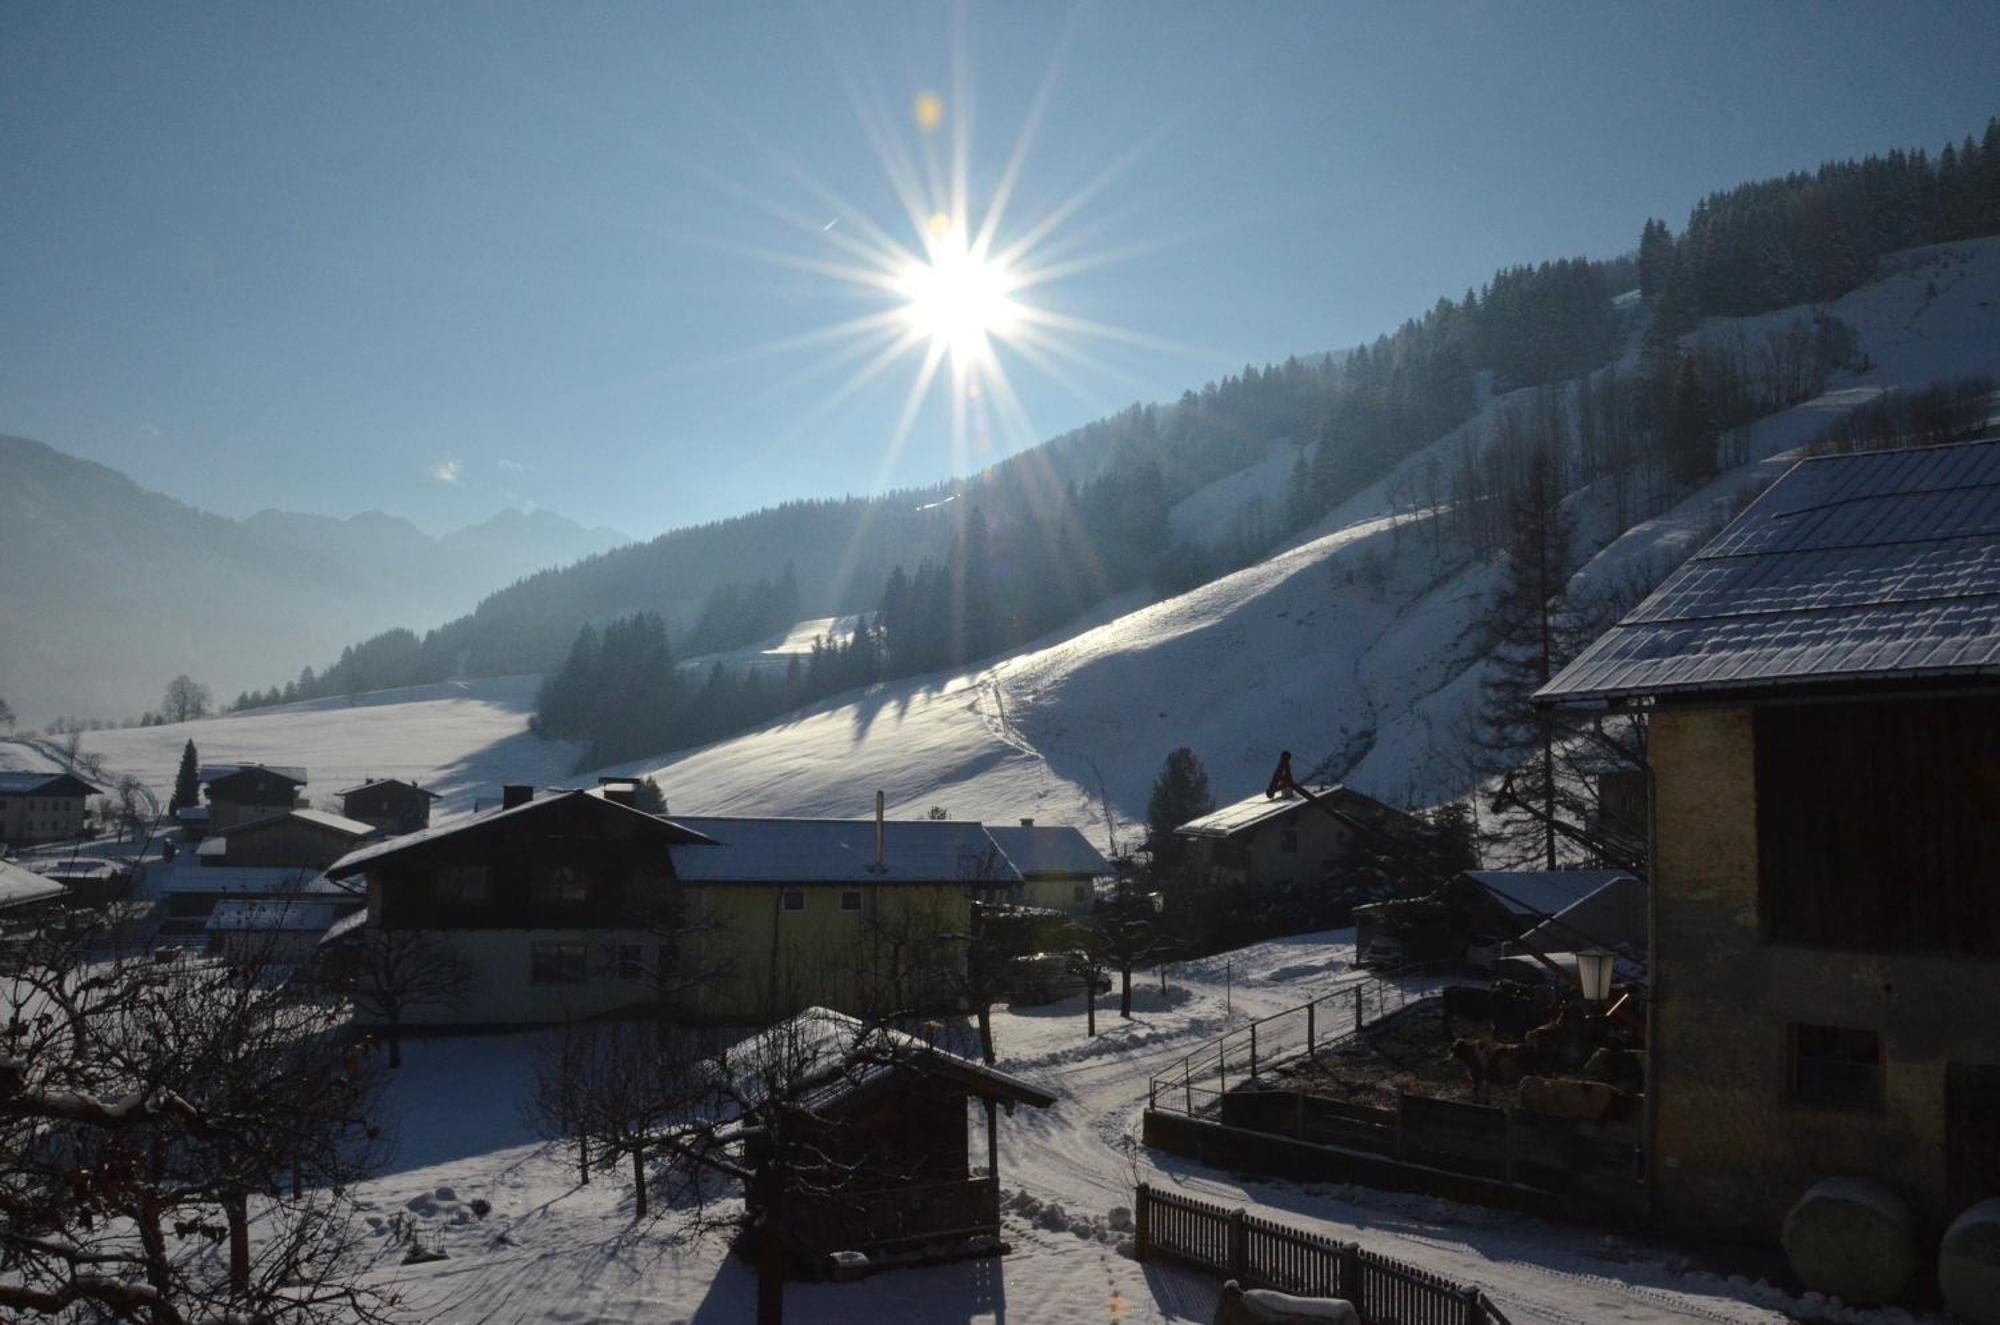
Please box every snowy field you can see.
[349,932,1923,1325]
[16,240,1997,854]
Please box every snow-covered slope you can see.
[41,241,2000,847]
[5,676,578,819]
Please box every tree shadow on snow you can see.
[689,1249,1010,1324]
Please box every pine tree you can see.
[168,739,200,817]
[1145,747,1214,877]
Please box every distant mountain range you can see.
[0,434,627,724]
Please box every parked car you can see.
[1357,934,1405,969]
[1005,951,1111,1006]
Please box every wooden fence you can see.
[1134,1183,1514,1325]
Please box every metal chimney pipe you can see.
[874,790,886,871]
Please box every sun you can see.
[896,226,1020,362]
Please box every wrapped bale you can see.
[1780,1177,1918,1306]
[1941,1198,2000,1325]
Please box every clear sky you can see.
[4,3,1996,538]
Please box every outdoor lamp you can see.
[1577,947,1617,1003]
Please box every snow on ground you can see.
[34,242,1999,853]
[1169,439,1304,549]
[348,933,1922,1324]
[1,676,580,822]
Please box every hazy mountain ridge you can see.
[0,435,627,724]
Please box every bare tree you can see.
[530,1021,699,1218]
[112,772,150,842]
[0,920,396,1324]
[0,695,14,730]
[160,675,212,725]
[320,924,471,1068]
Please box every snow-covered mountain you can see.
[42,240,1996,850]
[0,438,627,724]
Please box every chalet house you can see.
[205,890,363,966]
[1174,783,1416,893]
[196,808,377,871]
[153,861,341,935]
[325,786,711,1026]
[324,789,1024,1026]
[1538,439,2000,1246]
[664,814,1012,1021]
[336,778,439,834]
[720,1006,1056,1269]
[201,764,307,832]
[983,821,1110,916]
[0,770,100,845]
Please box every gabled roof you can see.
[667,816,1020,886]
[0,859,65,911]
[324,789,714,879]
[0,770,101,797]
[217,808,377,839]
[1540,439,2000,704]
[1175,786,1340,838]
[200,763,307,788]
[335,778,440,800]
[1463,870,1632,922]
[718,1007,1056,1126]
[985,825,1111,879]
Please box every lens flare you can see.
[897,233,1019,360]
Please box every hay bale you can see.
[1780,1177,1918,1306]
[1941,1198,2000,1325]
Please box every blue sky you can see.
[4,2,1996,538]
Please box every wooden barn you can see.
[200,763,307,832]
[1539,438,2000,1246]
[196,808,377,871]
[336,777,439,834]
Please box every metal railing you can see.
[1147,962,1459,1118]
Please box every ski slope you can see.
[29,241,1999,850]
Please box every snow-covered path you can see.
[351,934,1913,1324]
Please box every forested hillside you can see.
[263,119,2000,776]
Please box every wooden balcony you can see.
[778,1174,1001,1256]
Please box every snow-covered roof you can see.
[200,763,307,787]
[34,858,123,882]
[204,899,350,933]
[216,807,376,838]
[0,770,100,797]
[319,908,369,946]
[325,789,712,878]
[983,825,1110,879]
[1514,873,1646,954]
[196,836,229,858]
[335,778,439,799]
[1464,870,1630,921]
[717,1007,1056,1126]
[175,805,210,822]
[0,859,65,911]
[1174,786,1342,838]
[667,817,1020,886]
[154,861,352,896]
[1540,440,2000,704]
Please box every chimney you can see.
[502,784,534,810]
[1020,817,1034,827]
[870,790,887,874]
[597,777,637,808]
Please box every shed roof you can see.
[0,859,65,911]
[667,816,1020,886]
[983,825,1110,879]
[1539,440,2000,704]
[1463,870,1631,921]
[215,807,376,839]
[718,1007,1057,1124]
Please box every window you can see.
[1279,829,1299,854]
[530,941,588,985]
[616,944,645,982]
[1791,1024,1882,1109]
[1073,883,1091,905]
[781,889,806,912]
[839,890,863,912]
[530,863,589,905]
[434,865,490,904]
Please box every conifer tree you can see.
[168,738,200,816]
[1145,747,1214,877]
